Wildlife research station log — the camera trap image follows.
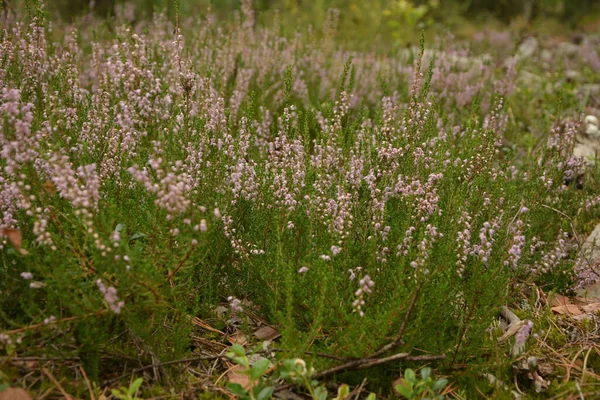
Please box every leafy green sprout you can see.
[111,377,144,400]
[394,367,449,400]
[226,344,377,400]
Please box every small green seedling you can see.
[111,377,144,400]
[394,367,448,399]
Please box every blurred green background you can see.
[13,0,600,46]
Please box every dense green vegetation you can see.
[1,0,599,398]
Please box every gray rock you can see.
[573,115,600,165]
[565,70,581,82]
[557,42,580,58]
[578,84,600,96]
[540,49,552,63]
[518,70,542,89]
[517,37,538,60]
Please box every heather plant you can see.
[1,0,599,398]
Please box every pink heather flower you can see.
[213,208,221,218]
[96,279,124,314]
[20,272,33,280]
[0,334,12,345]
[29,282,45,289]
[298,266,309,274]
[227,296,243,313]
[515,320,533,348]
[111,230,120,247]
[199,219,207,232]
[352,274,374,317]
[191,239,198,246]
[43,316,56,324]
[331,245,341,256]
[320,255,331,262]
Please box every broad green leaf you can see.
[129,232,146,240]
[335,384,350,400]
[405,368,416,383]
[432,378,448,391]
[227,382,248,397]
[314,386,328,400]
[111,389,126,400]
[128,377,144,396]
[395,383,414,399]
[256,386,274,400]
[230,343,246,356]
[250,358,271,380]
[420,367,431,380]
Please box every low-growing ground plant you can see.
[1,0,599,398]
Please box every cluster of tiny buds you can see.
[227,296,243,313]
[96,279,125,314]
[0,333,23,347]
[352,274,374,317]
[21,272,47,289]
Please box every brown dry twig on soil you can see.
[274,281,445,392]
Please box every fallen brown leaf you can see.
[0,388,33,400]
[581,303,600,314]
[227,332,247,345]
[576,282,600,301]
[254,326,281,341]
[190,316,224,335]
[551,304,584,316]
[550,294,571,307]
[227,364,252,391]
[1,228,27,255]
[43,180,56,195]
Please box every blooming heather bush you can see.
[1,1,599,393]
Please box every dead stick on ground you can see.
[311,353,445,379]
[275,282,442,393]
[79,365,96,400]
[355,354,446,371]
[42,367,73,400]
[370,281,425,358]
[102,355,226,386]
[275,353,446,393]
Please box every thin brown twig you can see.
[42,367,73,400]
[355,354,446,371]
[370,281,425,358]
[270,348,351,362]
[102,346,345,387]
[541,204,600,278]
[167,244,196,283]
[351,378,368,400]
[274,352,446,393]
[1,356,81,362]
[273,281,436,394]
[102,355,226,386]
[1,315,83,335]
[79,365,96,400]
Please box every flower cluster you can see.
[96,279,125,314]
[352,274,375,317]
